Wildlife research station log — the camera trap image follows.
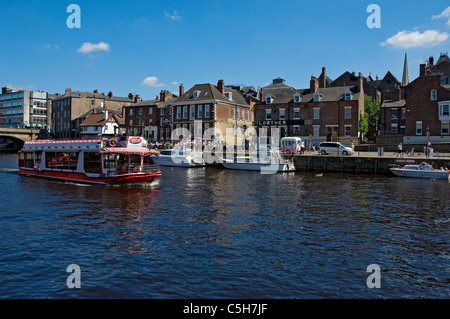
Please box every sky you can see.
[0,0,449,100]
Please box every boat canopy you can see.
[100,147,159,156]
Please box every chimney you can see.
[65,88,72,95]
[93,89,98,93]
[128,93,134,100]
[358,72,364,94]
[429,56,434,67]
[108,91,113,98]
[217,79,225,95]
[420,64,426,76]
[135,94,141,103]
[179,83,184,96]
[310,76,319,93]
[160,90,166,102]
[321,67,327,88]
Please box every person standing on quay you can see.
[397,143,403,157]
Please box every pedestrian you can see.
[397,143,403,157]
[300,141,305,154]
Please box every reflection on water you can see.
[0,154,449,298]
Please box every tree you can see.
[358,112,369,142]
[364,96,381,132]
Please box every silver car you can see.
[318,142,354,155]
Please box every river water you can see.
[0,154,448,299]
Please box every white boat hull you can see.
[390,168,449,180]
[151,155,205,167]
[222,160,295,173]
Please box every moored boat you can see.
[390,162,449,180]
[221,149,295,173]
[150,143,205,167]
[18,136,161,185]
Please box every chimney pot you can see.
[65,88,72,95]
[179,83,184,96]
[135,95,141,103]
[420,64,426,76]
[217,79,225,95]
[310,76,319,93]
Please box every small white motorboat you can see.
[390,162,449,180]
[221,149,295,174]
[150,147,205,167]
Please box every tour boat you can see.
[150,144,205,167]
[18,136,161,185]
[221,149,295,173]
[390,162,450,180]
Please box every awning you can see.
[100,147,159,156]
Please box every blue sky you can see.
[0,0,449,100]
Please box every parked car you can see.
[317,142,354,155]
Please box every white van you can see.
[317,142,354,155]
[280,137,302,154]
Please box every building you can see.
[171,80,254,145]
[79,109,123,139]
[52,89,136,139]
[253,72,365,145]
[157,89,178,141]
[124,95,160,141]
[379,52,450,144]
[0,87,51,128]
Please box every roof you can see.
[53,91,134,103]
[381,99,406,108]
[125,99,160,108]
[80,112,119,127]
[172,83,250,107]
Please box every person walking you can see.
[397,143,403,157]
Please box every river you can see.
[0,154,448,298]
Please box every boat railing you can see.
[105,163,161,176]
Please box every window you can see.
[183,106,188,119]
[442,122,449,135]
[441,78,446,85]
[294,108,300,120]
[237,109,240,120]
[160,108,164,116]
[91,100,95,106]
[247,110,250,121]
[391,123,398,133]
[313,125,320,136]
[431,89,437,101]
[344,107,352,119]
[189,124,194,134]
[293,125,300,135]
[204,123,209,131]
[344,91,352,101]
[313,108,320,119]
[177,106,181,119]
[391,109,398,119]
[224,92,232,100]
[293,93,300,103]
[129,119,133,126]
[129,108,133,116]
[190,105,195,119]
[149,119,152,126]
[416,121,422,135]
[266,96,272,104]
[205,105,210,118]
[193,90,200,98]
[149,108,153,115]
[139,108,143,115]
[401,108,406,119]
[344,125,351,136]
[279,108,285,120]
[198,105,203,118]
[440,104,450,117]
[265,109,271,120]
[313,92,321,102]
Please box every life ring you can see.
[109,138,117,147]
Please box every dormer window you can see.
[266,95,273,104]
[224,92,232,100]
[431,89,437,101]
[193,90,201,98]
[293,93,301,103]
[313,92,321,102]
[344,90,352,101]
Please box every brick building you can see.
[123,95,160,141]
[170,80,253,145]
[253,72,365,145]
[157,89,178,141]
[52,89,135,139]
[379,52,450,144]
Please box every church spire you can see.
[402,52,410,86]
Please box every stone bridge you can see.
[0,127,46,151]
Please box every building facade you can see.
[0,87,50,128]
[52,89,135,139]
[170,80,253,145]
[124,95,159,141]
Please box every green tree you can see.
[364,96,381,132]
[358,112,369,142]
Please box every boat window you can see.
[68,152,79,170]
[24,152,34,168]
[84,152,101,174]
[35,151,42,165]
